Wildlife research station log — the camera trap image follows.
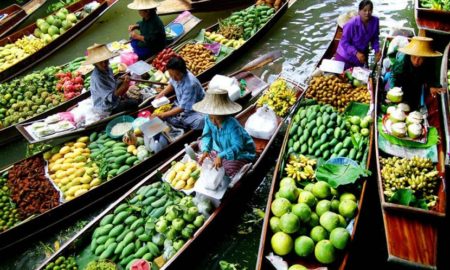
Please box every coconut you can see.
[406,111,423,125]
[397,103,410,113]
[387,106,397,115]
[389,109,406,123]
[407,123,423,139]
[391,122,407,137]
[387,87,403,103]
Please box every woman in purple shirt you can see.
[335,0,381,69]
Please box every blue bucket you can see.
[165,23,184,43]
[106,115,135,139]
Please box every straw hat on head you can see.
[337,10,357,28]
[398,36,442,57]
[83,43,119,65]
[193,89,242,115]
[127,0,159,10]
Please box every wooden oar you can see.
[129,78,168,86]
[228,50,282,77]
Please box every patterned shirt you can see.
[201,116,256,161]
[169,71,205,112]
[90,66,118,113]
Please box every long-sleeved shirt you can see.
[90,66,118,113]
[336,15,380,68]
[169,71,205,113]
[201,116,256,161]
[136,15,166,54]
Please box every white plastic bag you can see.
[245,105,277,140]
[208,74,241,101]
[197,158,225,190]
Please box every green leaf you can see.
[315,163,371,188]
[389,189,413,206]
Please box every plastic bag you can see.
[197,157,225,190]
[193,193,213,217]
[245,105,277,140]
[147,133,169,153]
[208,75,241,101]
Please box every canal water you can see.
[0,0,419,269]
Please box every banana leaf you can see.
[377,120,439,148]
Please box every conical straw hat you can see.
[398,36,442,57]
[337,10,357,28]
[83,44,119,65]
[128,0,159,10]
[193,89,242,115]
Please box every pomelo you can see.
[304,183,314,192]
[298,191,316,208]
[36,18,45,28]
[46,15,55,25]
[271,232,293,256]
[294,235,315,257]
[48,25,59,36]
[39,22,50,34]
[315,240,336,264]
[60,8,69,15]
[270,216,281,233]
[310,225,328,242]
[340,192,357,202]
[319,211,340,232]
[312,181,331,199]
[271,198,291,217]
[330,199,340,212]
[280,177,296,188]
[279,213,300,234]
[279,185,299,202]
[309,212,319,227]
[337,214,347,228]
[33,28,42,38]
[330,227,350,250]
[56,11,66,20]
[288,265,307,270]
[315,200,331,216]
[292,203,311,223]
[67,13,77,23]
[339,199,358,219]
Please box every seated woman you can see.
[335,0,381,69]
[386,36,443,109]
[194,89,256,177]
[128,0,166,60]
[84,44,138,115]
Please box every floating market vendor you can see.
[127,0,166,60]
[154,56,205,130]
[194,89,256,177]
[85,44,138,115]
[335,0,381,69]
[386,36,444,109]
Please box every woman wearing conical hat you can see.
[387,36,443,109]
[128,0,166,60]
[194,89,256,177]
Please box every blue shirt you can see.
[90,66,118,113]
[201,116,256,161]
[169,71,205,112]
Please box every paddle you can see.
[228,50,282,77]
[129,78,168,86]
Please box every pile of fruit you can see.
[34,8,79,42]
[204,31,245,49]
[344,115,372,138]
[0,172,20,232]
[165,160,201,190]
[148,69,170,84]
[384,100,425,139]
[257,78,297,117]
[44,255,78,270]
[217,21,243,40]
[419,0,450,11]
[45,137,100,201]
[381,156,440,208]
[269,178,358,265]
[284,154,316,182]
[177,43,215,76]
[0,37,46,71]
[153,104,172,115]
[55,71,85,100]
[306,75,371,112]
[287,104,370,163]
[153,48,179,71]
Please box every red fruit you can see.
[73,77,83,84]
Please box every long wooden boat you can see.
[36,77,304,270]
[414,0,450,34]
[0,12,201,147]
[155,0,253,16]
[440,42,450,166]
[0,60,269,252]
[0,0,118,83]
[373,35,447,269]
[0,0,47,38]
[256,25,374,270]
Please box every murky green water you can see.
[0,0,419,269]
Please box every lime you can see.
[298,191,316,208]
[360,128,370,136]
[340,192,357,202]
[279,213,300,234]
[271,232,293,256]
[310,225,328,242]
[288,265,307,270]
[309,212,319,227]
[337,214,347,228]
[279,185,299,202]
[304,183,314,192]
[280,177,297,188]
[315,240,336,264]
[271,198,292,217]
[330,227,350,250]
[312,181,331,199]
[351,125,360,133]
[294,235,315,257]
[315,200,331,217]
[339,200,358,219]
[350,116,361,125]
[270,216,281,233]
[292,203,312,223]
[319,211,340,232]
[275,192,281,199]
[330,199,340,212]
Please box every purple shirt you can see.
[336,15,380,68]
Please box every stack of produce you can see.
[148,68,170,84]
[55,71,85,100]
[284,154,316,182]
[385,102,425,139]
[269,177,358,265]
[287,104,370,163]
[165,160,201,190]
[204,31,245,49]
[0,172,20,231]
[152,48,178,71]
[34,8,79,42]
[44,256,78,270]
[222,5,276,39]
[419,0,450,11]
[153,104,172,115]
[7,156,60,218]
[0,37,46,71]
[306,75,371,112]
[177,44,215,76]
[256,78,297,117]
[46,137,100,201]
[380,156,440,208]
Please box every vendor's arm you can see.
[156,83,174,99]
[341,24,359,60]
[157,106,183,119]
[130,31,145,42]
[128,24,139,32]
[114,76,130,97]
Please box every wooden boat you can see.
[373,35,447,269]
[170,1,289,82]
[0,0,119,83]
[0,0,47,38]
[0,12,201,147]
[154,0,253,16]
[440,42,450,166]
[414,0,450,34]
[36,77,304,270]
[0,57,271,252]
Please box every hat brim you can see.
[337,11,357,28]
[398,47,442,57]
[127,3,159,10]
[192,100,242,115]
[82,51,119,65]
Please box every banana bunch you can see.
[284,154,316,181]
[204,31,245,49]
[154,104,172,115]
[0,36,46,71]
[15,36,46,53]
[257,78,297,117]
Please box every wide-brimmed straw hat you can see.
[193,89,242,115]
[337,10,357,28]
[83,43,119,65]
[398,36,442,57]
[127,0,159,10]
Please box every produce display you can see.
[204,31,245,49]
[0,172,20,232]
[165,160,201,190]
[177,43,216,76]
[256,78,297,117]
[419,0,450,11]
[153,104,172,115]
[385,103,425,139]
[152,48,178,71]
[34,8,79,42]
[55,71,85,100]
[148,68,170,84]
[44,255,78,270]
[380,156,440,209]
[284,154,316,182]
[306,75,371,112]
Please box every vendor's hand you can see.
[356,52,366,64]
[121,75,130,86]
[213,156,222,169]
[128,24,137,32]
[430,87,446,97]
[198,152,209,165]
[130,31,140,40]
[155,92,165,99]
[375,51,382,63]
